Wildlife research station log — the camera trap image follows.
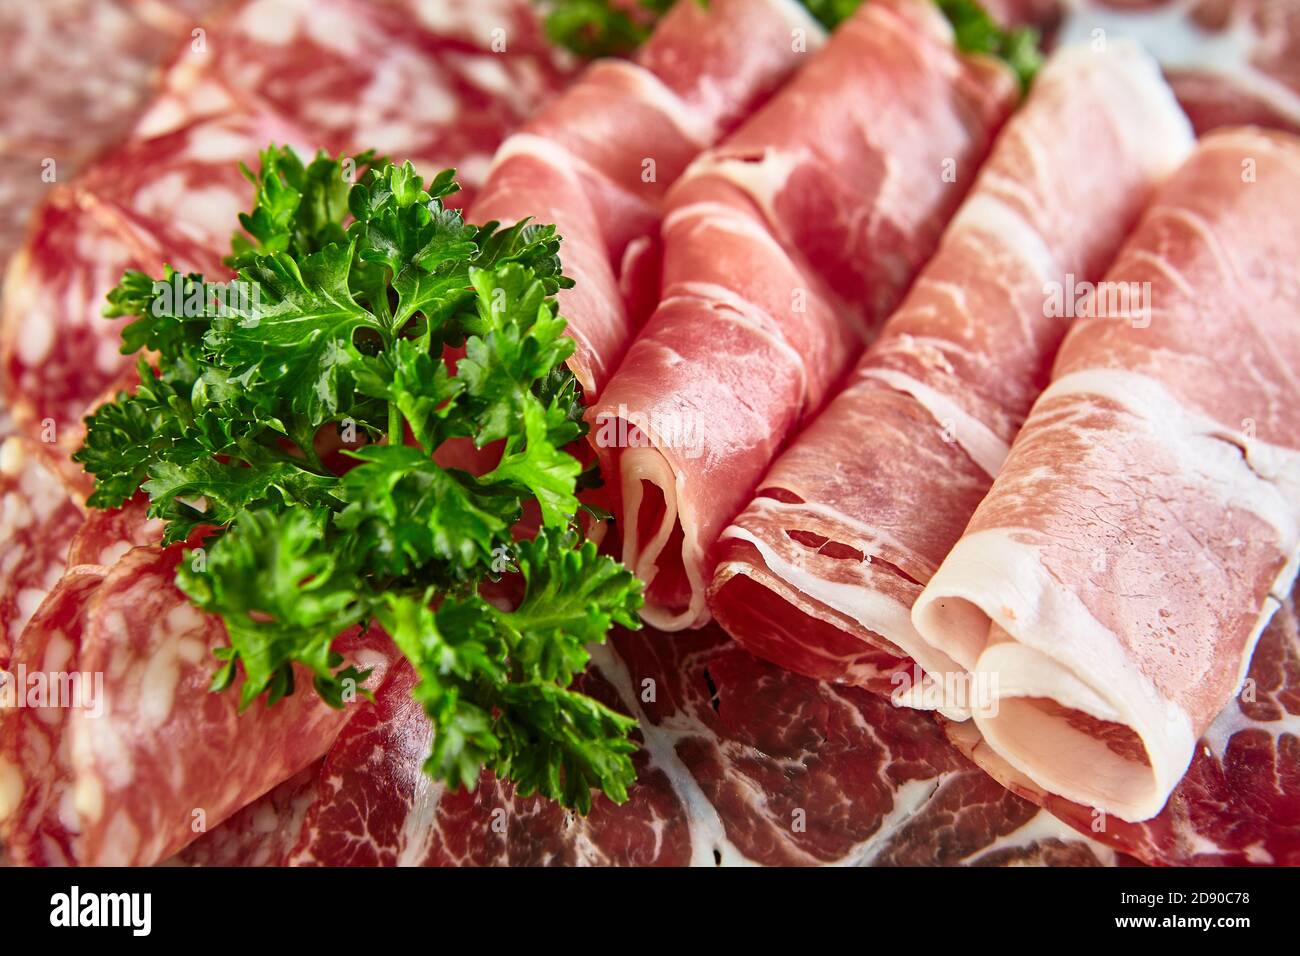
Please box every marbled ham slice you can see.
[709,44,1193,688]
[0,545,394,865]
[591,0,1018,630]
[911,128,1300,822]
[179,625,1118,866]
[469,0,822,399]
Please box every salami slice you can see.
[0,155,58,276]
[180,624,1120,866]
[0,566,106,866]
[78,110,311,260]
[0,544,394,865]
[590,0,1018,630]
[0,187,227,461]
[0,438,86,667]
[0,0,179,157]
[134,0,569,202]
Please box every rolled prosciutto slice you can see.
[943,573,1300,864]
[709,43,1193,690]
[592,0,1019,630]
[910,127,1300,822]
[0,545,393,865]
[469,0,823,398]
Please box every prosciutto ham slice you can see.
[469,0,822,398]
[945,572,1300,865]
[910,127,1300,822]
[709,43,1194,691]
[590,0,1019,630]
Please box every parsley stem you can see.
[387,401,403,446]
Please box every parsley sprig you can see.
[74,147,643,812]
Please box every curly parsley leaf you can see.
[536,0,674,59]
[178,507,369,709]
[936,0,1043,90]
[78,149,644,812]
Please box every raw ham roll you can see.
[0,544,393,865]
[592,0,1019,630]
[470,0,823,398]
[709,43,1194,690]
[910,127,1300,822]
[943,575,1300,864]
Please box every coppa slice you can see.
[911,128,1300,822]
[178,624,1119,866]
[590,0,1018,630]
[469,0,824,400]
[708,43,1193,691]
[0,545,393,866]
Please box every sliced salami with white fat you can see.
[0,544,394,865]
[0,438,86,667]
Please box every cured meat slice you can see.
[0,187,227,463]
[134,0,568,202]
[709,44,1194,687]
[1052,1,1300,135]
[64,496,162,568]
[0,566,107,866]
[0,438,85,667]
[0,156,58,276]
[169,763,323,867]
[0,545,393,865]
[910,128,1300,822]
[0,0,182,157]
[0,0,200,272]
[77,110,310,261]
[179,624,1118,866]
[469,0,822,399]
[591,0,1018,630]
[945,573,1300,865]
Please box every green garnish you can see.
[538,0,676,58]
[75,146,644,813]
[537,0,1042,90]
[936,0,1043,91]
